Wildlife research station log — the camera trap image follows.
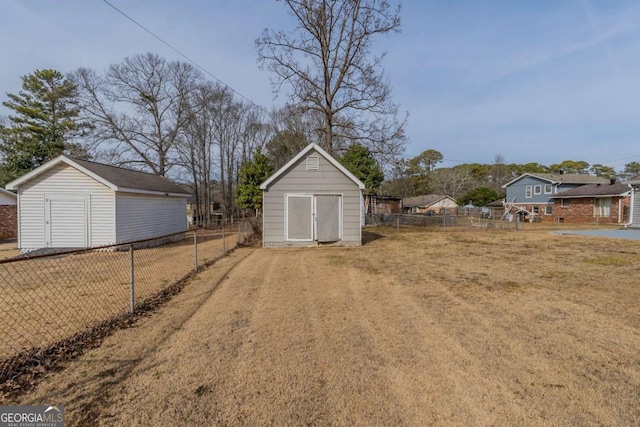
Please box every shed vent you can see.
[306,156,319,171]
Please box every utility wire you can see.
[102,0,260,108]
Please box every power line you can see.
[601,154,640,165]
[101,0,260,108]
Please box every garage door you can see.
[286,195,313,241]
[316,195,340,242]
[46,196,88,248]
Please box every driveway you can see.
[552,228,640,240]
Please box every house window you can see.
[534,185,542,195]
[545,205,552,215]
[561,199,569,208]
[525,185,532,198]
[544,184,552,194]
[306,156,319,171]
[594,198,611,217]
[532,206,540,214]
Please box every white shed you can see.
[6,156,189,252]
[260,143,365,247]
[629,180,640,229]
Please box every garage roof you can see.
[5,156,189,197]
[260,143,365,190]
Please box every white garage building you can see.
[6,156,189,252]
[629,180,640,229]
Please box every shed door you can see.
[45,196,88,248]
[286,195,313,241]
[316,195,340,242]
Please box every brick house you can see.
[550,181,631,224]
[0,188,17,239]
[502,173,608,221]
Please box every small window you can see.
[544,184,552,194]
[525,185,532,198]
[534,185,542,195]
[532,206,540,214]
[545,205,552,215]
[561,199,569,208]
[306,156,319,171]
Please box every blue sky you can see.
[1,0,640,171]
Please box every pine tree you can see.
[236,149,274,216]
[340,143,384,192]
[0,69,87,185]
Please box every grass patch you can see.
[585,256,630,267]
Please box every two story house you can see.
[502,173,608,221]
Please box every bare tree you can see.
[491,153,507,194]
[429,166,472,199]
[73,53,203,176]
[175,81,221,225]
[256,0,407,160]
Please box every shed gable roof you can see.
[5,156,189,196]
[551,182,632,198]
[503,173,607,188]
[402,194,456,208]
[259,143,365,190]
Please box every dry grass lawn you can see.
[0,229,239,357]
[9,226,640,426]
[0,242,19,260]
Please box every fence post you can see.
[396,216,400,232]
[516,216,520,231]
[237,222,241,245]
[193,229,198,271]
[222,226,226,253]
[129,244,135,313]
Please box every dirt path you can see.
[13,229,640,426]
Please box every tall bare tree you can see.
[256,0,407,161]
[73,53,203,176]
[175,81,221,225]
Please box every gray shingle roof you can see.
[503,173,609,188]
[552,182,631,198]
[402,194,454,208]
[527,173,608,184]
[71,158,188,195]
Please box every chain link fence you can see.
[0,220,253,367]
[365,213,523,230]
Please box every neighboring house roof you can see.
[503,173,608,188]
[186,195,217,204]
[373,195,402,201]
[5,156,189,197]
[551,182,632,199]
[259,143,365,190]
[402,194,457,208]
[487,199,505,207]
[0,188,17,200]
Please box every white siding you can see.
[18,164,115,250]
[115,193,187,242]
[631,187,640,228]
[263,149,362,247]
